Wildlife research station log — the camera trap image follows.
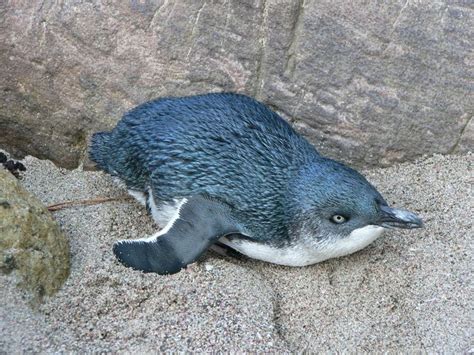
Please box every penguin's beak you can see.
[377,205,424,229]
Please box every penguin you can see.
[89,93,423,275]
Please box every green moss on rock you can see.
[0,169,70,300]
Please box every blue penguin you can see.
[89,93,422,274]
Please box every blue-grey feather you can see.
[90,93,383,245]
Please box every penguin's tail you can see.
[89,131,114,172]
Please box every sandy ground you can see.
[0,152,472,352]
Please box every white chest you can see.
[220,225,385,267]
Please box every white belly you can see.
[220,225,385,267]
[128,188,183,227]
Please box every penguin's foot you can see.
[210,242,247,260]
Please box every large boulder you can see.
[0,168,70,300]
[0,1,472,168]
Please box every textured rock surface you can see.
[0,1,472,168]
[0,168,69,300]
[0,152,472,352]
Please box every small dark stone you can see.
[0,201,11,209]
[0,152,7,163]
[1,254,17,274]
[4,160,15,171]
[2,159,25,179]
[36,285,46,298]
[14,162,26,171]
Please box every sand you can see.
[0,152,472,352]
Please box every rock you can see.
[0,168,70,300]
[0,1,472,169]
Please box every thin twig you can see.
[47,196,133,212]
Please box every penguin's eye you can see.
[331,214,347,224]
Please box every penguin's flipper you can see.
[112,195,241,275]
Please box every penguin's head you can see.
[288,158,423,243]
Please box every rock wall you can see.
[0,0,472,168]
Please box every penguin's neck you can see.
[284,159,325,218]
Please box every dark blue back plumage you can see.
[90,93,424,274]
[90,93,340,241]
